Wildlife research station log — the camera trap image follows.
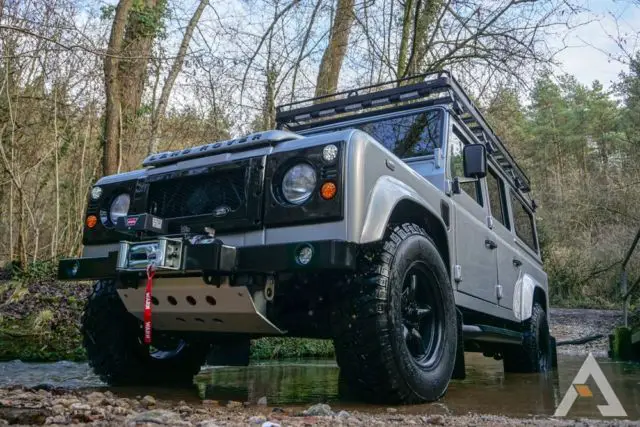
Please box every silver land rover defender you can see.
[59,70,557,404]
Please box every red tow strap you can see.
[144,264,156,344]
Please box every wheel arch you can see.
[514,273,548,322]
[387,199,450,276]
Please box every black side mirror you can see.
[463,144,487,179]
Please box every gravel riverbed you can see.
[0,387,638,426]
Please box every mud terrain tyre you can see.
[503,302,552,373]
[81,280,210,386]
[332,223,457,404]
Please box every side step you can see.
[462,324,523,345]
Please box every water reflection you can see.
[195,360,339,405]
[194,353,640,419]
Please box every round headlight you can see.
[281,163,317,204]
[109,193,130,225]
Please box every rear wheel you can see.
[81,280,211,386]
[332,223,457,404]
[503,302,552,373]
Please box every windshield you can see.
[311,109,443,159]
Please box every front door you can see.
[448,125,498,304]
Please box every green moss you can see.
[250,337,335,360]
[612,326,633,361]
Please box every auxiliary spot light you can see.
[296,244,314,265]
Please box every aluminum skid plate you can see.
[117,277,284,335]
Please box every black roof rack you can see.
[275,70,531,193]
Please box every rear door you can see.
[448,125,499,304]
[484,164,520,310]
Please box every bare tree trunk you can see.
[397,0,414,78]
[103,0,134,176]
[149,0,208,154]
[400,0,445,78]
[314,0,355,98]
[118,0,162,138]
[263,66,277,130]
[52,88,60,258]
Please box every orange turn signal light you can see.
[320,181,337,200]
[86,215,98,229]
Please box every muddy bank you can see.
[0,386,637,426]
[0,280,332,362]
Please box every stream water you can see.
[0,352,638,420]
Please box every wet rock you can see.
[141,395,156,409]
[226,400,243,408]
[70,402,91,412]
[0,407,50,425]
[303,403,334,416]
[249,414,267,424]
[45,414,69,425]
[337,410,350,418]
[261,422,280,427]
[257,396,268,405]
[386,407,398,414]
[113,406,132,416]
[426,414,445,425]
[86,391,106,404]
[178,405,193,414]
[126,409,190,426]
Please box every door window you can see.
[448,127,483,206]
[486,168,510,229]
[510,192,538,251]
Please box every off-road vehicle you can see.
[59,70,557,404]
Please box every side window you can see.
[486,168,510,229]
[510,192,537,251]
[448,127,483,206]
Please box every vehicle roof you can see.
[275,70,536,210]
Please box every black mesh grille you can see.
[147,167,247,219]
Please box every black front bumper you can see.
[58,239,358,281]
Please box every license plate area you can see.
[116,237,183,271]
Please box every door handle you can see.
[513,258,523,267]
[484,239,497,250]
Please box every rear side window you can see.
[510,192,537,251]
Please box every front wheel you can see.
[81,280,211,386]
[332,223,457,404]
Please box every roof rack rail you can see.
[275,70,531,193]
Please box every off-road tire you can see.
[332,223,457,404]
[503,302,552,373]
[81,280,211,386]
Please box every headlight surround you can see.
[281,163,317,204]
[109,193,131,226]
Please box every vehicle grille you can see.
[147,167,247,219]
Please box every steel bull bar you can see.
[58,224,357,335]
